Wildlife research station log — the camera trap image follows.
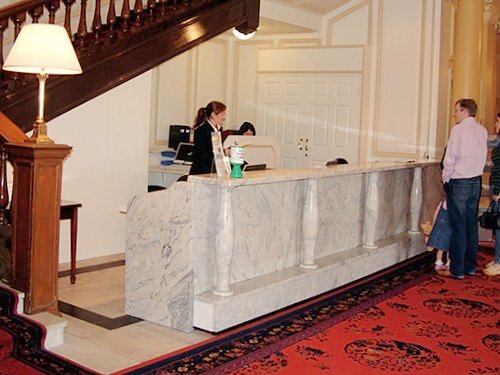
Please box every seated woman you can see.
[238,122,256,136]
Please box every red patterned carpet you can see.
[0,285,98,374]
[230,255,499,374]
[117,250,498,375]
[1,250,498,374]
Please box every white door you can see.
[256,74,361,168]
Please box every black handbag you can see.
[479,200,500,230]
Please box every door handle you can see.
[298,138,303,151]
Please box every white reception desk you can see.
[125,161,443,332]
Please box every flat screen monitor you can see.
[173,142,194,164]
[169,125,191,150]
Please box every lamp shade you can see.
[3,24,82,75]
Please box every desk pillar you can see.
[300,178,318,269]
[363,172,379,249]
[213,186,234,296]
[409,167,423,234]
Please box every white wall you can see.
[49,72,152,263]
[150,0,443,163]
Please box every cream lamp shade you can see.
[3,23,82,75]
[2,23,82,144]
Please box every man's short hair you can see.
[455,98,477,117]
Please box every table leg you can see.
[70,209,78,284]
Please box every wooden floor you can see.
[53,254,213,374]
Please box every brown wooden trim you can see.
[0,112,28,143]
[58,300,141,330]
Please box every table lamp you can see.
[3,24,82,144]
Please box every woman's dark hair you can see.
[238,122,256,135]
[193,101,227,128]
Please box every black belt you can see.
[450,176,481,181]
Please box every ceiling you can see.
[264,0,352,16]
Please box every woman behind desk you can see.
[189,101,227,175]
[238,122,256,136]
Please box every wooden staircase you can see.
[0,0,259,314]
[0,0,259,132]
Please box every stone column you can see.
[300,178,318,270]
[213,186,234,296]
[363,172,378,249]
[409,167,423,234]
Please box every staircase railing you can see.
[0,0,259,131]
[0,0,259,314]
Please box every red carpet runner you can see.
[115,250,499,374]
[1,250,498,374]
[0,285,98,374]
[230,252,499,374]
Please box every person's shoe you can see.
[483,263,500,276]
[484,260,495,269]
[465,270,476,276]
[436,269,464,279]
[434,263,448,271]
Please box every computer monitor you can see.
[173,142,194,164]
[168,125,191,150]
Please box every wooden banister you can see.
[0,112,28,143]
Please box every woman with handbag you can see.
[485,113,500,276]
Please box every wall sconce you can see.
[3,24,82,144]
[232,28,255,40]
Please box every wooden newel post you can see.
[5,142,71,314]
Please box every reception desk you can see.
[125,161,443,332]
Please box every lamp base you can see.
[27,118,54,144]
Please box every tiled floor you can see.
[51,254,213,374]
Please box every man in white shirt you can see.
[439,98,488,279]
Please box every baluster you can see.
[121,0,131,33]
[9,12,26,84]
[363,172,379,249]
[46,0,61,24]
[132,0,143,28]
[0,147,9,226]
[92,0,102,42]
[146,0,156,22]
[76,0,88,45]
[409,167,423,234]
[0,146,11,283]
[11,11,26,39]
[158,0,167,18]
[62,0,76,37]
[0,19,8,83]
[213,187,234,296]
[106,0,116,40]
[28,6,44,23]
[300,179,318,270]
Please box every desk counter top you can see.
[187,159,440,187]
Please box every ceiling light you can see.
[232,28,255,40]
